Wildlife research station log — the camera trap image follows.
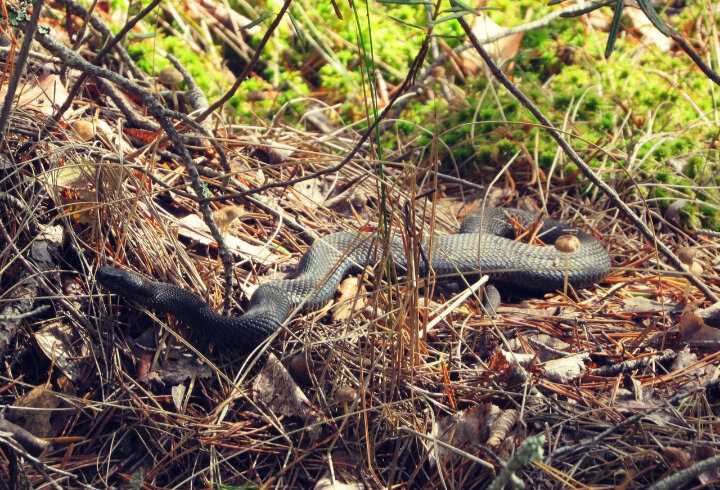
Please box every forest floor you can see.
[0,1,719,489]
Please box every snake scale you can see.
[98,207,611,352]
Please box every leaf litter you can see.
[0,4,718,489]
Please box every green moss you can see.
[104,0,720,227]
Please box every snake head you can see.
[97,266,156,303]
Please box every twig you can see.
[0,0,44,144]
[647,454,720,490]
[0,434,88,489]
[34,32,236,311]
[54,0,147,81]
[550,377,718,460]
[166,54,208,113]
[202,36,432,203]
[0,417,49,456]
[26,0,163,149]
[94,77,157,131]
[592,349,676,377]
[456,15,719,303]
[196,0,293,122]
[0,304,50,322]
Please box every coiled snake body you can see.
[98,207,610,352]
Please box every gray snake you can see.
[97,207,610,352]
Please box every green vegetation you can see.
[114,0,719,228]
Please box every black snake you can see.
[97,207,611,352]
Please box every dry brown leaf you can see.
[213,205,246,233]
[662,447,691,470]
[144,352,212,386]
[34,322,89,382]
[462,13,523,72]
[177,213,282,265]
[613,389,671,427]
[679,304,720,348]
[252,141,296,165]
[1,71,69,116]
[332,277,366,321]
[70,119,96,141]
[625,8,673,52]
[253,353,320,423]
[10,385,59,438]
[428,403,499,467]
[622,296,678,314]
[543,353,590,383]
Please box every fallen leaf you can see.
[662,447,691,470]
[39,156,96,190]
[123,127,161,145]
[144,351,212,386]
[34,322,89,382]
[70,119,96,141]
[176,213,282,265]
[314,474,364,490]
[621,296,678,314]
[252,140,296,165]
[93,118,134,153]
[463,13,523,71]
[428,403,499,468]
[500,349,535,367]
[253,353,320,424]
[584,7,613,30]
[625,8,673,52]
[171,384,187,412]
[1,71,69,116]
[332,277,366,321]
[671,346,698,371]
[213,205,246,232]
[9,385,59,438]
[542,353,590,383]
[314,450,363,489]
[679,305,720,348]
[486,408,518,449]
[291,177,328,210]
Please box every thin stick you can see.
[195,0,293,122]
[0,0,45,144]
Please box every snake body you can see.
[98,207,610,352]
